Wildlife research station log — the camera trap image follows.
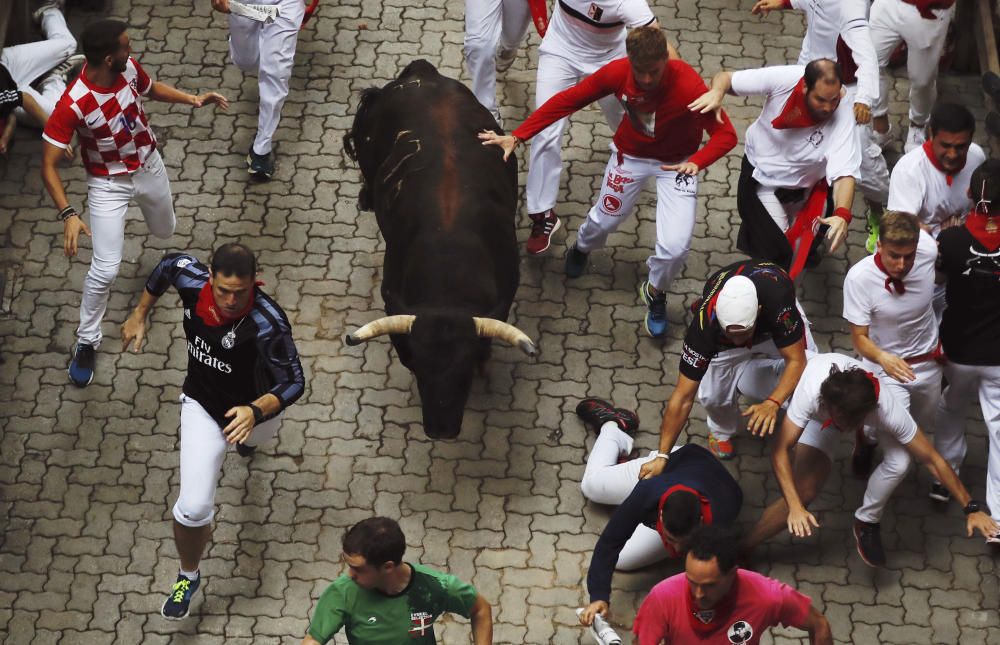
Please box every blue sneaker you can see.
[68,343,95,387]
[160,573,201,620]
[565,245,589,278]
[247,146,275,179]
[639,280,667,338]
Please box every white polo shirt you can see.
[539,0,656,64]
[887,142,985,236]
[842,230,939,370]
[733,65,861,189]
[791,0,878,107]
[786,353,918,444]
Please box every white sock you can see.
[179,568,200,581]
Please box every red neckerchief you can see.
[655,485,714,558]
[922,140,963,186]
[771,78,822,130]
[904,0,955,20]
[784,180,830,279]
[685,572,740,635]
[965,211,1000,252]
[195,282,256,327]
[873,253,906,295]
[822,372,880,429]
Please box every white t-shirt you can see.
[791,0,878,107]
[733,65,861,189]
[539,0,656,63]
[887,142,986,236]
[842,230,939,370]
[786,353,918,444]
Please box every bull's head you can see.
[345,315,537,438]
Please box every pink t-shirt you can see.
[633,569,812,645]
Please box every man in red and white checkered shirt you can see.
[40,19,229,388]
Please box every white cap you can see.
[716,275,758,329]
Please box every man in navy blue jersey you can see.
[121,242,305,619]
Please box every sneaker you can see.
[565,244,589,278]
[495,46,517,73]
[638,280,667,338]
[864,208,880,255]
[871,124,893,150]
[247,146,275,179]
[49,54,85,85]
[853,519,887,568]
[904,124,927,154]
[851,432,876,479]
[236,442,256,458]
[160,573,201,620]
[987,112,1000,138]
[526,210,561,255]
[68,343,95,388]
[708,433,734,460]
[575,398,639,434]
[928,482,951,503]
[32,0,63,23]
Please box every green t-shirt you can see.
[307,563,478,644]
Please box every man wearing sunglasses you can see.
[741,353,998,568]
[640,260,811,466]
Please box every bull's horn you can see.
[345,315,416,345]
[473,317,538,357]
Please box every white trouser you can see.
[579,424,672,570]
[577,144,699,292]
[78,149,175,347]
[755,185,804,234]
[228,0,305,155]
[869,0,953,126]
[797,415,910,524]
[172,394,282,528]
[0,8,76,124]
[935,363,1000,486]
[526,52,624,214]
[845,84,890,205]
[697,310,817,442]
[464,0,531,119]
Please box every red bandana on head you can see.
[873,252,906,295]
[771,78,822,130]
[655,485,714,558]
[922,140,964,186]
[822,371,880,429]
[195,282,257,327]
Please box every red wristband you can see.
[766,397,782,407]
[833,206,853,225]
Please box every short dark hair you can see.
[210,243,257,278]
[929,102,975,137]
[687,526,740,574]
[970,159,1000,215]
[819,366,878,428]
[804,58,843,92]
[661,490,701,537]
[342,517,406,567]
[625,26,668,67]
[81,19,128,66]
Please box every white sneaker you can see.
[32,0,64,24]
[495,47,517,73]
[871,124,893,150]
[904,124,927,153]
[49,54,85,84]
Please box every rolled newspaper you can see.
[229,1,280,24]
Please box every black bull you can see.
[342,60,537,439]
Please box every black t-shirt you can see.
[938,225,1000,365]
[679,260,804,381]
[0,63,22,119]
[145,254,306,426]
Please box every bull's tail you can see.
[343,87,382,162]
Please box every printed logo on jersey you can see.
[587,3,604,20]
[693,608,715,624]
[184,308,191,319]
[776,305,800,334]
[188,335,233,374]
[176,258,192,269]
[602,194,623,214]
[963,246,1000,278]
[366,616,377,624]
[606,170,635,194]
[680,343,709,371]
[673,172,696,194]
[807,129,824,148]
[727,620,754,644]
[409,611,434,637]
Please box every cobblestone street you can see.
[1,0,998,643]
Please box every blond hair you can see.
[878,211,920,247]
[626,26,668,67]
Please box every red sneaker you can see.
[526,210,561,255]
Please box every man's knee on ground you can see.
[173,500,214,528]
